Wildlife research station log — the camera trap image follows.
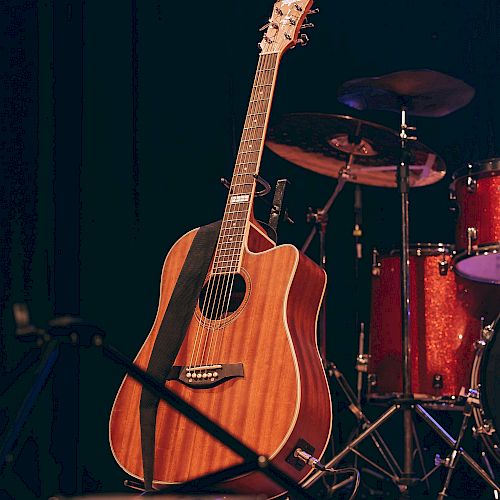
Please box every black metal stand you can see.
[300,111,500,498]
[397,108,415,491]
[301,176,346,366]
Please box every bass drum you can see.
[471,313,500,464]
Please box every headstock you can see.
[259,0,316,55]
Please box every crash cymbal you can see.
[338,69,475,117]
[266,113,446,188]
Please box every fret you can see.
[213,53,279,273]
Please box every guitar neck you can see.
[212,52,280,276]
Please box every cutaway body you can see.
[109,223,332,497]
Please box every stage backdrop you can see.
[1,1,499,498]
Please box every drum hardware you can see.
[432,374,444,389]
[266,113,446,188]
[434,387,496,500]
[371,248,381,276]
[470,312,500,466]
[265,70,497,496]
[467,226,478,254]
[300,173,347,365]
[467,176,478,193]
[451,158,500,284]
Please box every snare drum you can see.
[451,158,500,284]
[470,313,500,464]
[369,244,482,401]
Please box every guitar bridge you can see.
[167,363,244,388]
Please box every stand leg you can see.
[302,404,400,488]
[414,404,500,493]
[0,339,59,470]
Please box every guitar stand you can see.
[0,315,102,475]
[102,343,316,499]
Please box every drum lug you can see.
[371,248,381,277]
[467,226,478,254]
[466,176,477,193]
[438,259,449,276]
[367,373,377,387]
[432,373,444,389]
[448,189,458,213]
[466,163,477,193]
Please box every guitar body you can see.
[109,223,332,497]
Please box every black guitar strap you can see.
[139,220,222,491]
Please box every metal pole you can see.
[398,108,414,487]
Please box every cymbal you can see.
[266,113,446,188]
[338,69,475,117]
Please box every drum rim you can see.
[471,314,500,464]
[387,242,454,257]
[451,157,500,182]
[453,244,500,284]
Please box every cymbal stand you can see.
[397,107,415,489]
[301,174,347,366]
[302,110,500,497]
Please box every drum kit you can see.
[266,69,500,497]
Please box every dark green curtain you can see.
[1,1,499,498]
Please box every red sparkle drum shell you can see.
[368,244,482,400]
[452,159,500,284]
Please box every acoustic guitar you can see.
[109,1,332,496]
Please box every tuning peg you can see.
[302,23,315,29]
[308,7,320,14]
[295,33,309,47]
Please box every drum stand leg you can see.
[327,362,403,481]
[413,400,500,496]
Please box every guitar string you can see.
[200,52,273,370]
[202,51,277,368]
[188,23,287,373]
[187,53,270,372]
[208,51,279,368]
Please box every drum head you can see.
[454,249,500,284]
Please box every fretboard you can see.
[211,52,280,275]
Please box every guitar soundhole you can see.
[199,273,246,320]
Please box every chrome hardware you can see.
[308,8,320,14]
[274,6,283,15]
[438,258,449,276]
[466,163,477,193]
[482,322,494,342]
[356,354,369,373]
[474,338,487,351]
[368,373,377,387]
[371,248,381,276]
[295,33,309,46]
[284,32,292,40]
[294,4,303,11]
[288,17,297,25]
[467,176,477,193]
[476,420,496,436]
[467,227,478,254]
[301,23,315,29]
[432,373,444,389]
